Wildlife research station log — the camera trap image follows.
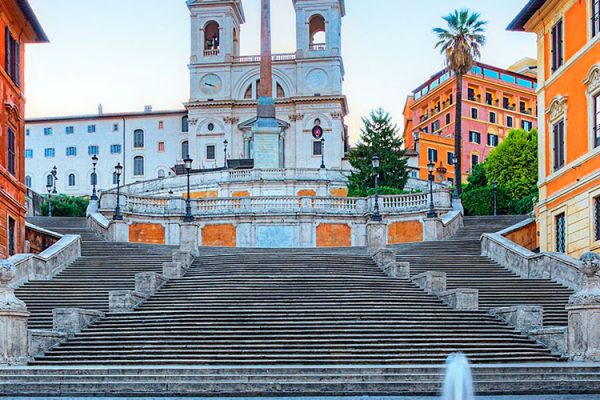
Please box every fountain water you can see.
[442,353,475,400]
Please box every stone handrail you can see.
[234,53,296,63]
[481,219,585,290]
[88,211,111,241]
[99,191,452,217]
[8,233,81,289]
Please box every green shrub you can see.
[508,191,538,215]
[41,195,89,217]
[461,186,510,216]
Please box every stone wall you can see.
[388,220,423,244]
[504,219,538,251]
[25,224,60,254]
[129,223,166,245]
[316,223,351,247]
[202,224,236,247]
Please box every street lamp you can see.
[371,154,382,222]
[427,161,438,218]
[46,183,53,217]
[51,166,58,194]
[493,181,498,216]
[113,163,123,221]
[223,140,228,169]
[91,155,99,201]
[320,138,326,169]
[183,157,194,223]
[451,154,459,199]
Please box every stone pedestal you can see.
[422,217,443,241]
[412,271,446,295]
[53,308,105,337]
[0,260,29,365]
[109,220,129,242]
[489,305,543,333]
[441,289,479,311]
[135,272,166,297]
[180,223,200,257]
[366,222,387,255]
[567,252,600,361]
[252,125,283,169]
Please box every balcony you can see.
[309,43,326,51]
[234,53,296,64]
[204,49,220,57]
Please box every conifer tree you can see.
[347,108,408,196]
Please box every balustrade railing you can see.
[99,191,452,217]
[234,53,296,63]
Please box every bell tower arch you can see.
[293,0,345,58]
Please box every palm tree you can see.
[434,9,487,196]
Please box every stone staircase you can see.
[393,216,573,327]
[29,244,560,365]
[18,217,173,329]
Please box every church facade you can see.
[24,0,349,197]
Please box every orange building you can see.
[509,0,600,258]
[0,0,47,258]
[402,61,538,183]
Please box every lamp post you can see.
[451,154,459,199]
[91,155,99,201]
[51,166,58,194]
[46,184,53,217]
[320,138,326,169]
[493,181,498,216]
[223,140,228,169]
[113,163,123,221]
[427,161,438,219]
[371,154,382,222]
[183,157,194,223]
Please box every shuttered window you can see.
[551,19,564,73]
[7,128,15,176]
[556,213,566,253]
[595,197,600,242]
[4,27,20,86]
[594,93,600,148]
[553,119,565,171]
[593,0,600,38]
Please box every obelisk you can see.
[252,0,283,169]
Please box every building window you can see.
[4,28,20,86]
[68,173,76,187]
[595,197,600,241]
[181,141,189,159]
[471,108,478,119]
[431,120,440,132]
[25,149,33,159]
[445,113,451,125]
[485,92,493,105]
[556,212,566,253]
[65,126,74,134]
[158,142,165,152]
[44,127,53,136]
[487,134,499,147]
[206,145,216,160]
[594,93,600,148]
[44,148,55,158]
[207,123,215,132]
[158,121,164,130]
[551,19,564,72]
[66,147,77,156]
[489,112,497,124]
[469,131,481,144]
[507,115,514,127]
[25,175,32,188]
[447,152,455,165]
[471,153,479,168]
[7,217,15,256]
[88,145,99,156]
[134,156,144,176]
[87,125,96,133]
[158,169,166,179]
[553,119,566,171]
[26,129,30,136]
[313,140,323,156]
[427,148,438,162]
[182,116,189,133]
[468,88,476,101]
[7,128,15,176]
[522,120,533,131]
[594,0,600,38]
[113,124,119,132]
[134,129,144,148]
[110,144,122,154]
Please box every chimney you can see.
[144,105,153,113]
[98,104,103,115]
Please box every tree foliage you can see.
[347,109,408,197]
[484,128,538,200]
[41,195,89,217]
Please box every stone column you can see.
[180,222,200,257]
[567,252,600,361]
[366,221,387,255]
[109,220,129,242]
[0,260,29,365]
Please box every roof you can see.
[16,0,49,42]
[26,109,187,124]
[507,0,548,31]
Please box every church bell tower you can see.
[293,0,345,58]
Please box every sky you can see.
[25,0,536,145]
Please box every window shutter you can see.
[558,20,563,67]
[559,121,565,167]
[5,27,11,79]
[553,123,559,169]
[14,40,20,87]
